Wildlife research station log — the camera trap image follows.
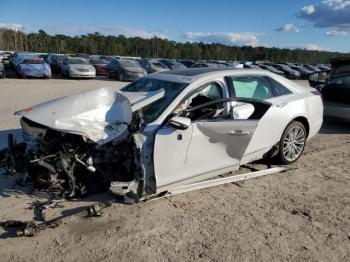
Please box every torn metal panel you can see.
[16,87,164,145]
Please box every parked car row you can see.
[0,51,331,81]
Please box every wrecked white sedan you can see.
[4,68,323,203]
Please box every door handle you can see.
[228,130,251,136]
[276,102,288,108]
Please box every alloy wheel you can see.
[282,125,306,162]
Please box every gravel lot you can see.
[0,78,349,262]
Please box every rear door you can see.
[227,75,295,155]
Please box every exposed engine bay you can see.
[0,87,164,203]
[17,116,141,197]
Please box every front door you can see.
[153,98,271,189]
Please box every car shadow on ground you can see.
[319,120,350,135]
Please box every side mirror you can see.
[169,116,191,130]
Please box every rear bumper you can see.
[19,71,50,78]
[94,66,107,75]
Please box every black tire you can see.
[107,71,111,78]
[1,70,5,78]
[276,121,307,164]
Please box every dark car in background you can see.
[309,57,350,122]
[16,58,51,79]
[159,59,187,70]
[107,59,146,81]
[289,65,313,79]
[303,64,321,73]
[99,55,115,62]
[139,58,169,73]
[90,58,108,75]
[315,64,331,72]
[272,64,301,79]
[74,53,91,59]
[178,60,197,68]
[196,62,218,68]
[47,54,66,74]
[258,64,285,76]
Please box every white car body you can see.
[146,69,323,191]
[15,68,323,202]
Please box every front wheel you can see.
[276,121,307,164]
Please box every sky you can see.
[0,0,350,52]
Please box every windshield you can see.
[169,62,186,69]
[119,60,140,68]
[265,65,277,71]
[16,54,39,61]
[67,58,89,65]
[250,65,260,69]
[90,59,108,64]
[150,60,167,69]
[329,76,350,86]
[121,77,188,123]
[56,56,65,62]
[278,64,291,71]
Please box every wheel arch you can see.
[290,116,310,137]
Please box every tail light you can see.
[311,90,323,101]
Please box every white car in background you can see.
[7,68,323,203]
[62,57,96,79]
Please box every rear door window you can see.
[230,76,273,100]
[229,75,292,100]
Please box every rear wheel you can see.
[1,70,5,78]
[276,121,307,164]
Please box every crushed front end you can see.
[0,87,164,203]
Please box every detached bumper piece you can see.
[0,200,114,237]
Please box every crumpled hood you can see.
[16,87,164,145]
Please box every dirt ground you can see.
[0,78,349,262]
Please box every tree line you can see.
[0,28,348,64]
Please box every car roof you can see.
[161,67,230,76]
[148,68,271,83]
[147,67,306,94]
